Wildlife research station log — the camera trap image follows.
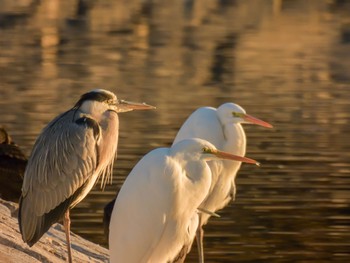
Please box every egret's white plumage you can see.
[173,103,273,262]
[109,138,258,263]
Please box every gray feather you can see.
[19,108,116,245]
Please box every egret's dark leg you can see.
[63,210,73,263]
[196,216,205,263]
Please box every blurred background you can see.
[1,0,350,261]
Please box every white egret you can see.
[173,103,273,262]
[109,138,259,263]
[18,89,155,263]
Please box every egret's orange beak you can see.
[242,114,273,128]
[214,149,260,166]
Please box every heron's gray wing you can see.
[19,110,101,245]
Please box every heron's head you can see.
[75,89,155,114]
[217,103,273,128]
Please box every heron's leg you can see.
[64,210,73,263]
[196,216,205,263]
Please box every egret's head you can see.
[217,103,273,128]
[201,143,259,165]
[172,138,259,165]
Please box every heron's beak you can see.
[116,100,156,112]
[214,149,260,166]
[242,114,273,128]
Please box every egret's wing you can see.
[170,213,200,263]
[19,109,101,245]
[109,148,178,263]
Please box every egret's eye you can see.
[202,147,212,154]
[232,112,243,118]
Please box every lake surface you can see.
[1,0,350,262]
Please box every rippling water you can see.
[1,0,350,262]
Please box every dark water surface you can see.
[1,0,350,262]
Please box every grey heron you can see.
[18,89,155,263]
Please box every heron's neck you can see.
[98,111,119,164]
[79,100,108,123]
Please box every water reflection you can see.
[1,0,350,262]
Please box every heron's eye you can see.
[106,99,115,105]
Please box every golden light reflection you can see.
[1,1,350,261]
[40,26,59,78]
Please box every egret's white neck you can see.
[184,161,208,183]
[223,122,246,156]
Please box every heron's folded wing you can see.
[19,110,100,244]
[22,110,100,213]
